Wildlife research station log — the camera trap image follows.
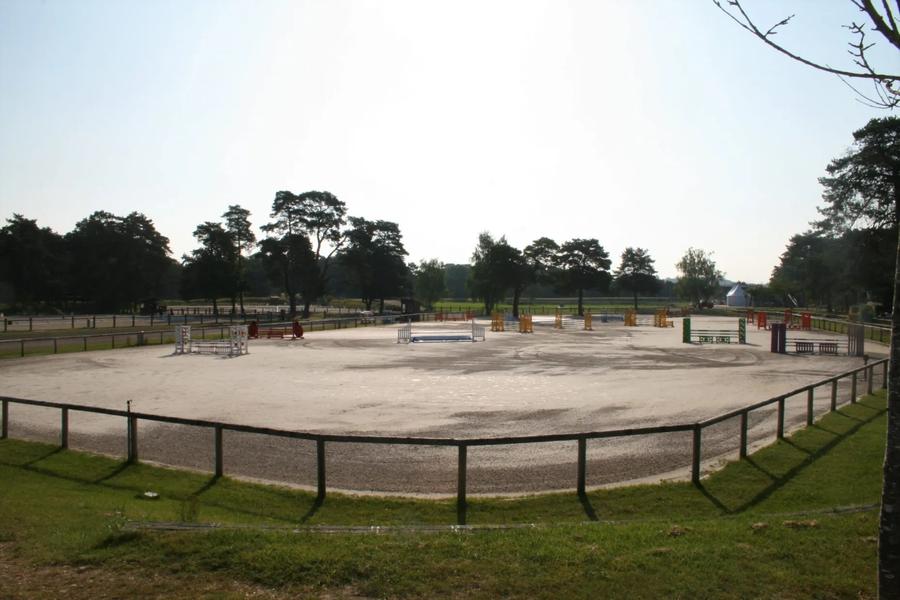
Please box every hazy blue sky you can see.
[0,1,892,282]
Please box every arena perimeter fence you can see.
[0,312,438,359]
[0,359,888,525]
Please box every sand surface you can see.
[1,316,884,495]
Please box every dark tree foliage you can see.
[468,233,526,315]
[181,222,237,315]
[770,233,844,311]
[556,238,612,316]
[444,264,471,299]
[817,117,899,233]
[614,247,659,311]
[256,235,317,315]
[341,217,409,312]
[0,215,66,309]
[65,211,171,312]
[771,229,894,313]
[415,259,447,310]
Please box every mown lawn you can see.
[0,391,887,598]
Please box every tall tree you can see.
[468,233,522,315]
[675,248,723,309]
[415,259,447,311]
[710,3,899,581]
[262,190,347,317]
[0,215,65,309]
[812,117,899,595]
[556,238,612,316]
[614,247,659,311]
[342,217,409,312]
[222,205,256,315]
[181,222,236,315]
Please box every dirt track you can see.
[0,316,885,495]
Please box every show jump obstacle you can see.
[397,321,486,344]
[490,312,533,333]
[769,322,864,356]
[174,325,249,356]
[248,320,303,340]
[682,318,747,344]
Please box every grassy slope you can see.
[0,392,887,598]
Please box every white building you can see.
[726,283,751,307]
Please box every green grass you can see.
[0,392,888,598]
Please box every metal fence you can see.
[0,358,887,525]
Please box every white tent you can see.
[726,283,751,307]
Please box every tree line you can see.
[764,117,897,317]
[5,118,891,318]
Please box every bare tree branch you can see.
[713,0,900,108]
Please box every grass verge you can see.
[0,391,887,598]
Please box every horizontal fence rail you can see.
[0,313,449,360]
[0,358,887,524]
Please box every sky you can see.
[0,0,894,283]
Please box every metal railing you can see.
[0,358,887,524]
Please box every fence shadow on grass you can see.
[578,492,599,521]
[697,399,886,515]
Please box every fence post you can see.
[316,439,326,502]
[1,399,8,439]
[806,388,814,426]
[691,425,702,484]
[457,444,467,525]
[113,315,116,328]
[127,416,138,463]
[739,411,748,459]
[29,317,32,332]
[777,397,785,439]
[885,361,889,389]
[867,365,874,395]
[831,379,838,411]
[83,336,87,352]
[577,437,587,496]
[20,340,24,358]
[851,372,857,404]
[215,426,223,477]
[61,407,68,449]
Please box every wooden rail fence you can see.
[0,359,887,525]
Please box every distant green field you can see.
[0,391,886,598]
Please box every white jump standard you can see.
[397,321,486,343]
[174,325,249,356]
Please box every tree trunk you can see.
[302,298,311,320]
[379,298,385,314]
[512,288,522,318]
[239,289,245,317]
[577,289,584,316]
[633,290,638,312]
[878,195,900,599]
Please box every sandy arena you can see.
[0,316,886,495]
